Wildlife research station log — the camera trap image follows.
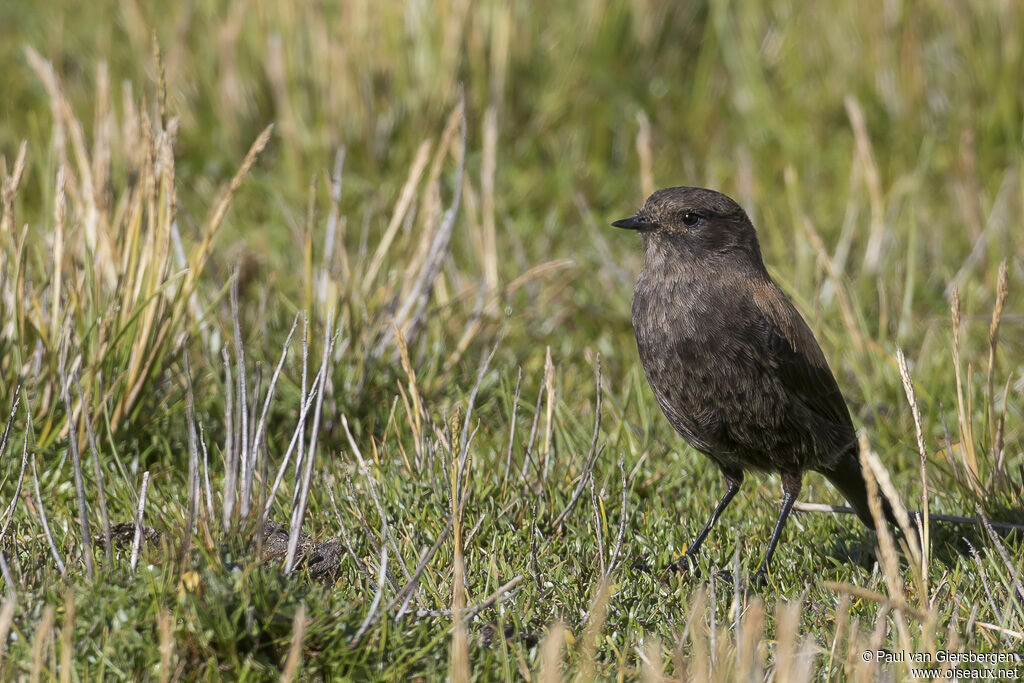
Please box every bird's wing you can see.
[750,282,852,428]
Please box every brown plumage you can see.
[612,186,893,585]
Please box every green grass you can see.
[0,0,1022,679]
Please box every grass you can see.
[0,0,1022,679]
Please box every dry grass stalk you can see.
[843,95,885,273]
[32,454,66,573]
[679,585,709,683]
[157,608,174,683]
[590,474,606,577]
[200,424,214,520]
[636,110,655,200]
[540,347,556,479]
[0,141,27,236]
[130,471,151,574]
[737,598,765,681]
[537,622,566,683]
[950,286,980,493]
[183,352,201,545]
[9,50,272,444]
[824,582,927,622]
[59,589,75,683]
[450,458,470,683]
[231,278,251,517]
[30,604,55,683]
[857,435,911,652]
[0,432,29,545]
[263,373,322,522]
[896,349,930,593]
[59,346,94,581]
[986,260,1008,472]
[607,458,629,575]
[385,101,467,355]
[0,382,21,465]
[0,595,17,666]
[221,348,236,528]
[394,325,425,467]
[280,603,308,682]
[284,314,335,573]
[361,140,432,295]
[75,375,112,561]
[480,105,500,300]
[579,580,611,682]
[774,599,801,683]
[792,501,1024,532]
[189,125,273,290]
[640,635,665,683]
[50,166,66,345]
[501,367,522,487]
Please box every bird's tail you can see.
[819,452,898,531]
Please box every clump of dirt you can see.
[103,522,162,548]
[256,521,345,583]
[98,519,347,583]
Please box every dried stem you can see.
[0,433,29,545]
[285,315,335,573]
[231,275,251,516]
[74,375,112,561]
[59,346,94,580]
[130,471,151,574]
[502,367,522,487]
[33,455,66,574]
[221,347,236,528]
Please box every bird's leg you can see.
[752,472,802,587]
[668,473,742,575]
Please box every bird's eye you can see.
[682,212,700,227]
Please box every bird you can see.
[612,186,894,586]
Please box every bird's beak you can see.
[611,215,658,232]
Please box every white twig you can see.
[0,384,21,462]
[75,374,112,561]
[251,314,299,480]
[502,368,522,486]
[60,351,93,580]
[0,432,29,544]
[285,314,335,573]
[0,552,12,589]
[792,501,1024,532]
[221,347,236,528]
[231,274,250,516]
[262,373,322,521]
[131,471,151,574]
[608,458,629,575]
[199,424,214,521]
[32,455,66,573]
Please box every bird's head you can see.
[612,186,762,262]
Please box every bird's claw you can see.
[662,556,701,581]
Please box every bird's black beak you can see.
[611,215,658,232]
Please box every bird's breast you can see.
[630,267,782,466]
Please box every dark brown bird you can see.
[612,186,893,585]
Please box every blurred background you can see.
[2,0,1020,465]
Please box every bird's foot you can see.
[713,569,734,584]
[751,567,771,589]
[662,556,701,581]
